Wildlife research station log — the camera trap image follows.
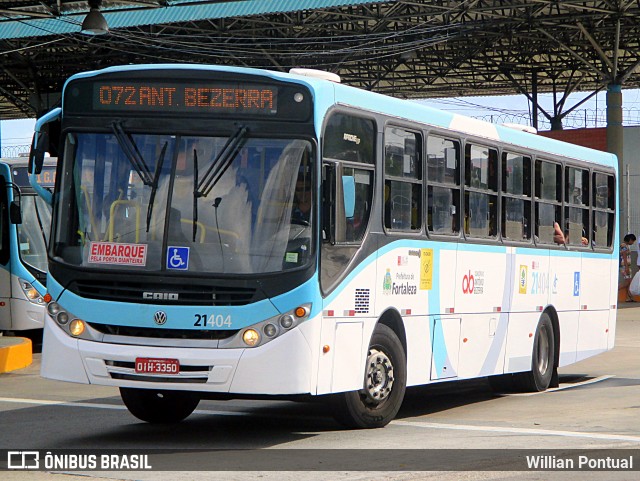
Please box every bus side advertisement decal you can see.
[420,248,433,290]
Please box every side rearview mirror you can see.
[29,130,49,176]
[9,200,22,225]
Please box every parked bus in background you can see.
[30,65,618,428]
[0,156,55,335]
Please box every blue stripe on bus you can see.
[54,279,280,330]
[428,241,445,377]
[50,272,322,330]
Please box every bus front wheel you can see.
[332,324,407,429]
[120,387,200,424]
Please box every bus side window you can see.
[322,112,376,244]
[565,166,590,247]
[501,152,532,241]
[384,126,422,232]
[534,160,562,245]
[427,136,460,235]
[464,144,498,239]
[592,172,615,247]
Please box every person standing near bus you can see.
[621,233,636,301]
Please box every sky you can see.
[1,118,35,150]
[3,89,640,152]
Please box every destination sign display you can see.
[92,81,278,115]
[13,165,57,188]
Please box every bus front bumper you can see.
[41,314,315,395]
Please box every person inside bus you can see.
[553,221,588,246]
[553,222,566,245]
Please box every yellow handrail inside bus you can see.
[179,219,240,244]
[80,186,100,240]
[108,200,141,243]
[180,219,206,243]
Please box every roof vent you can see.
[501,123,538,134]
[289,68,341,83]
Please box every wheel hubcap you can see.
[363,348,394,405]
[537,325,550,375]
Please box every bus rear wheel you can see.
[517,313,556,392]
[332,324,406,429]
[489,313,556,393]
[120,387,200,424]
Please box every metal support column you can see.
[606,84,625,237]
[532,70,538,130]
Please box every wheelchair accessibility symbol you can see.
[167,246,189,270]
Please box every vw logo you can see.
[153,311,167,325]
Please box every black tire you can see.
[516,313,556,392]
[332,324,407,429]
[120,387,200,424]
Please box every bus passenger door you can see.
[576,253,611,361]
[430,317,461,380]
[0,172,12,330]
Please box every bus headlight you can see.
[44,299,92,339]
[19,279,44,305]
[263,323,277,338]
[279,305,310,330]
[219,303,312,349]
[47,301,61,317]
[279,314,294,329]
[242,329,260,346]
[69,319,86,336]
[57,311,69,325]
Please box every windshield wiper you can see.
[111,121,153,186]
[192,148,198,242]
[196,125,248,198]
[146,142,168,232]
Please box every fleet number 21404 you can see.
[194,314,232,328]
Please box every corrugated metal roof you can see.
[0,0,378,40]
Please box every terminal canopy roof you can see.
[1,0,640,119]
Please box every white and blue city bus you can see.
[0,156,55,334]
[30,65,618,428]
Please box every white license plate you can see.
[135,357,180,375]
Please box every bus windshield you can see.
[17,194,52,274]
[53,132,314,275]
